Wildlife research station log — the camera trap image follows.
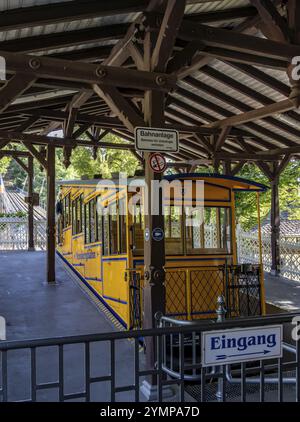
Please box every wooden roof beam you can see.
[0,73,36,114]
[0,50,176,92]
[249,0,289,42]
[93,85,145,132]
[178,21,300,61]
[0,0,147,31]
[207,99,294,129]
[151,0,186,72]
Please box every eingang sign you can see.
[202,325,282,367]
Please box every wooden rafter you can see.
[207,99,294,129]
[0,73,36,113]
[0,50,176,92]
[93,85,145,132]
[249,0,289,42]
[0,0,147,32]
[151,0,186,72]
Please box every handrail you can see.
[1,311,299,351]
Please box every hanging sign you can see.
[135,127,179,152]
[202,325,283,367]
[149,152,167,173]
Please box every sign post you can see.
[202,325,283,367]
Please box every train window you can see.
[132,203,144,255]
[72,194,83,235]
[90,199,97,243]
[102,208,109,255]
[119,198,127,254]
[84,202,90,243]
[96,196,103,242]
[109,202,118,254]
[185,206,231,254]
[84,198,98,244]
[164,206,183,255]
[63,193,71,228]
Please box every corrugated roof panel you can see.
[211,61,287,102]
[0,12,138,42]
[0,0,67,12]
[191,68,265,109]
[179,79,243,115]
[35,39,118,56]
[185,0,250,14]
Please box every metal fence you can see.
[237,227,300,282]
[0,312,299,402]
[0,217,47,251]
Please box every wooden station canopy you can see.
[0,0,299,174]
[0,0,299,283]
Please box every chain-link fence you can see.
[0,217,46,251]
[236,226,300,282]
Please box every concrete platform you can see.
[0,251,141,401]
[0,251,117,340]
[264,272,300,312]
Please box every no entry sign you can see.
[149,152,167,173]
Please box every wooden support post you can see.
[28,155,34,251]
[270,176,280,276]
[46,145,56,283]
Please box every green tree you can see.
[0,156,11,175]
[235,161,300,230]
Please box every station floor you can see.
[0,251,146,401]
[264,273,300,312]
[0,251,299,402]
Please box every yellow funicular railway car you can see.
[56,173,267,330]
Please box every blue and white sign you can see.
[202,325,282,367]
[152,227,164,241]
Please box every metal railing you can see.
[237,227,300,282]
[0,218,46,250]
[0,312,300,402]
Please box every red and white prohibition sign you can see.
[149,152,167,173]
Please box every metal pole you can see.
[270,177,280,275]
[256,192,266,315]
[28,155,34,251]
[142,29,166,393]
[216,295,226,401]
[46,145,56,283]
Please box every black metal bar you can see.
[134,338,139,402]
[1,351,7,402]
[278,357,283,402]
[85,342,90,402]
[36,381,60,390]
[296,321,300,402]
[179,332,185,402]
[110,340,115,403]
[241,362,246,402]
[201,367,206,403]
[58,344,64,402]
[157,335,163,402]
[0,312,299,352]
[260,360,265,402]
[30,347,37,402]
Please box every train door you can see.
[101,194,130,327]
[128,197,144,329]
